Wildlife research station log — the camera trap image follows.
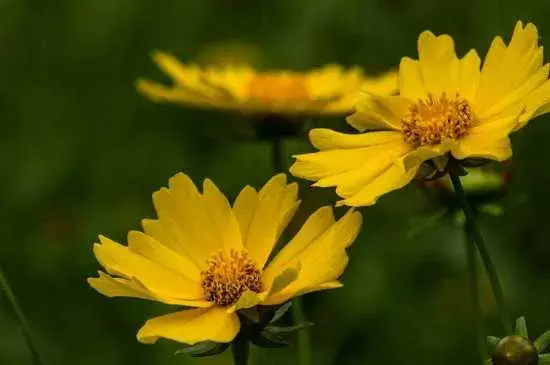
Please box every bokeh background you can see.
[3,0,550,364]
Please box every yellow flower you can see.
[136,50,397,115]
[291,21,550,207]
[87,173,362,345]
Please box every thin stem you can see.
[292,299,311,365]
[449,169,513,335]
[231,336,249,365]
[269,135,311,365]
[464,227,485,364]
[271,138,283,173]
[0,266,47,365]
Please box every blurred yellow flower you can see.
[88,173,361,345]
[291,21,550,206]
[136,50,397,115]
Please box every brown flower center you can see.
[401,93,474,148]
[247,75,310,103]
[200,249,263,306]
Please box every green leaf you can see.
[249,330,289,348]
[535,330,550,352]
[265,321,314,336]
[270,302,293,324]
[515,317,529,338]
[175,341,230,357]
[539,354,550,365]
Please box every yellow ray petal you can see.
[88,271,154,300]
[127,231,201,282]
[337,159,418,207]
[347,95,411,131]
[475,22,542,113]
[399,57,427,100]
[136,79,212,106]
[202,179,243,252]
[232,186,259,244]
[459,49,482,101]
[263,209,361,305]
[452,137,512,162]
[293,139,409,199]
[246,175,287,268]
[478,64,550,120]
[137,307,240,345]
[417,31,460,96]
[518,79,550,127]
[263,206,335,282]
[309,128,403,150]
[152,173,223,267]
[93,236,204,303]
[273,183,301,246]
[291,148,376,181]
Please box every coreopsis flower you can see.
[136,50,397,116]
[88,173,361,345]
[291,21,550,207]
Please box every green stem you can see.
[269,136,311,365]
[271,138,283,173]
[0,266,47,365]
[449,169,513,335]
[231,336,249,365]
[292,299,311,365]
[464,227,485,364]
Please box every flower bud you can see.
[492,335,538,365]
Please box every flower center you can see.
[401,93,474,148]
[247,75,310,103]
[200,249,263,306]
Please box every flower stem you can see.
[449,169,513,335]
[463,227,485,364]
[271,138,283,173]
[231,336,249,365]
[0,266,47,365]
[292,299,311,365]
[269,136,311,365]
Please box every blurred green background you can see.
[3,0,550,364]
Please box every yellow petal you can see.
[347,95,411,131]
[478,64,550,120]
[137,308,240,345]
[459,49,482,100]
[467,115,519,140]
[136,79,211,106]
[93,236,205,304]
[227,290,265,313]
[202,179,243,252]
[518,79,550,127]
[263,206,335,280]
[452,137,512,162]
[338,158,418,207]
[475,22,542,113]
[232,186,259,244]
[153,173,222,267]
[263,209,361,305]
[127,231,201,282]
[274,183,301,246]
[309,128,403,150]
[246,174,287,268]
[399,57,427,100]
[88,271,154,300]
[417,31,460,96]
[291,148,374,181]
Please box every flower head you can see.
[136,51,397,115]
[290,21,550,206]
[88,173,361,345]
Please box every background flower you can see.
[137,51,397,115]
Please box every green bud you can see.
[492,336,539,365]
